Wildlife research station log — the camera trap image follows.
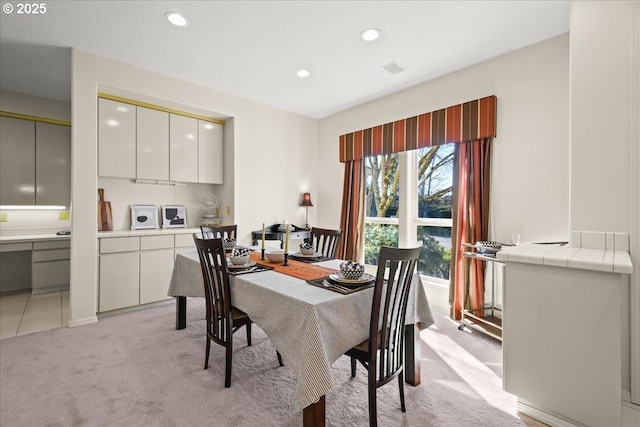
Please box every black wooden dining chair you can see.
[193,235,282,387]
[201,224,237,240]
[309,227,342,258]
[345,245,422,427]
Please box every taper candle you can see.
[261,223,265,250]
[284,224,289,253]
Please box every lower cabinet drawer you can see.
[32,248,70,262]
[174,233,196,248]
[32,259,70,289]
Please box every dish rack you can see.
[197,193,221,227]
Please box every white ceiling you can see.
[0,1,569,119]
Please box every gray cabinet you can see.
[0,116,71,207]
[36,122,71,206]
[0,116,36,205]
[31,240,71,292]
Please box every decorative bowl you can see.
[265,250,285,263]
[230,247,250,264]
[340,261,364,280]
[229,255,249,265]
[223,238,236,250]
[300,242,315,255]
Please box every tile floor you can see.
[0,290,69,339]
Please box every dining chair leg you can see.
[277,351,284,366]
[350,356,357,377]
[204,336,211,369]
[246,322,252,346]
[398,370,406,412]
[224,345,232,388]
[368,384,377,427]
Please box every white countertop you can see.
[98,227,200,238]
[496,243,633,274]
[0,231,71,243]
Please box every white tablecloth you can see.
[168,250,434,411]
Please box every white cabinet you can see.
[31,240,70,292]
[98,98,136,178]
[99,251,140,312]
[136,107,169,181]
[97,96,224,184]
[99,232,194,312]
[0,116,35,205]
[139,235,174,304]
[36,122,71,206]
[99,236,140,312]
[198,120,224,184]
[169,114,198,183]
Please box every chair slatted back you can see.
[310,227,342,258]
[201,225,238,240]
[193,235,233,346]
[369,245,421,387]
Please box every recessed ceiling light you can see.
[165,12,188,27]
[361,28,381,41]
[297,69,310,78]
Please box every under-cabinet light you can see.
[0,205,66,210]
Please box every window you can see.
[364,144,454,283]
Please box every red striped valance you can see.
[339,95,497,162]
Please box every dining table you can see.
[167,249,434,427]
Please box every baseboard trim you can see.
[67,316,98,328]
[517,400,580,427]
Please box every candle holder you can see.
[261,248,265,260]
[283,253,289,266]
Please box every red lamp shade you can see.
[301,192,314,207]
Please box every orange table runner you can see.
[249,251,337,281]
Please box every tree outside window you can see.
[364,144,454,282]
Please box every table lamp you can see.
[301,192,313,230]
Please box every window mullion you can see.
[398,150,415,247]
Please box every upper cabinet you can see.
[98,98,136,178]
[36,122,71,206]
[98,96,224,184]
[137,107,169,181]
[0,116,71,207]
[198,121,224,184]
[0,116,35,205]
[169,114,198,183]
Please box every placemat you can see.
[228,264,273,276]
[289,254,333,264]
[249,251,337,281]
[306,276,375,295]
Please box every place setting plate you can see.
[291,252,323,258]
[328,272,376,286]
[226,260,256,270]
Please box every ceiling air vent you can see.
[381,61,405,75]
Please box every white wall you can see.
[317,34,571,246]
[0,88,70,122]
[569,0,639,405]
[70,50,316,326]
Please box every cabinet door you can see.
[99,252,139,312]
[98,98,136,178]
[139,249,174,304]
[198,120,224,184]
[36,122,71,207]
[0,117,35,205]
[137,107,169,180]
[169,114,198,183]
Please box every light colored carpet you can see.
[0,298,546,426]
